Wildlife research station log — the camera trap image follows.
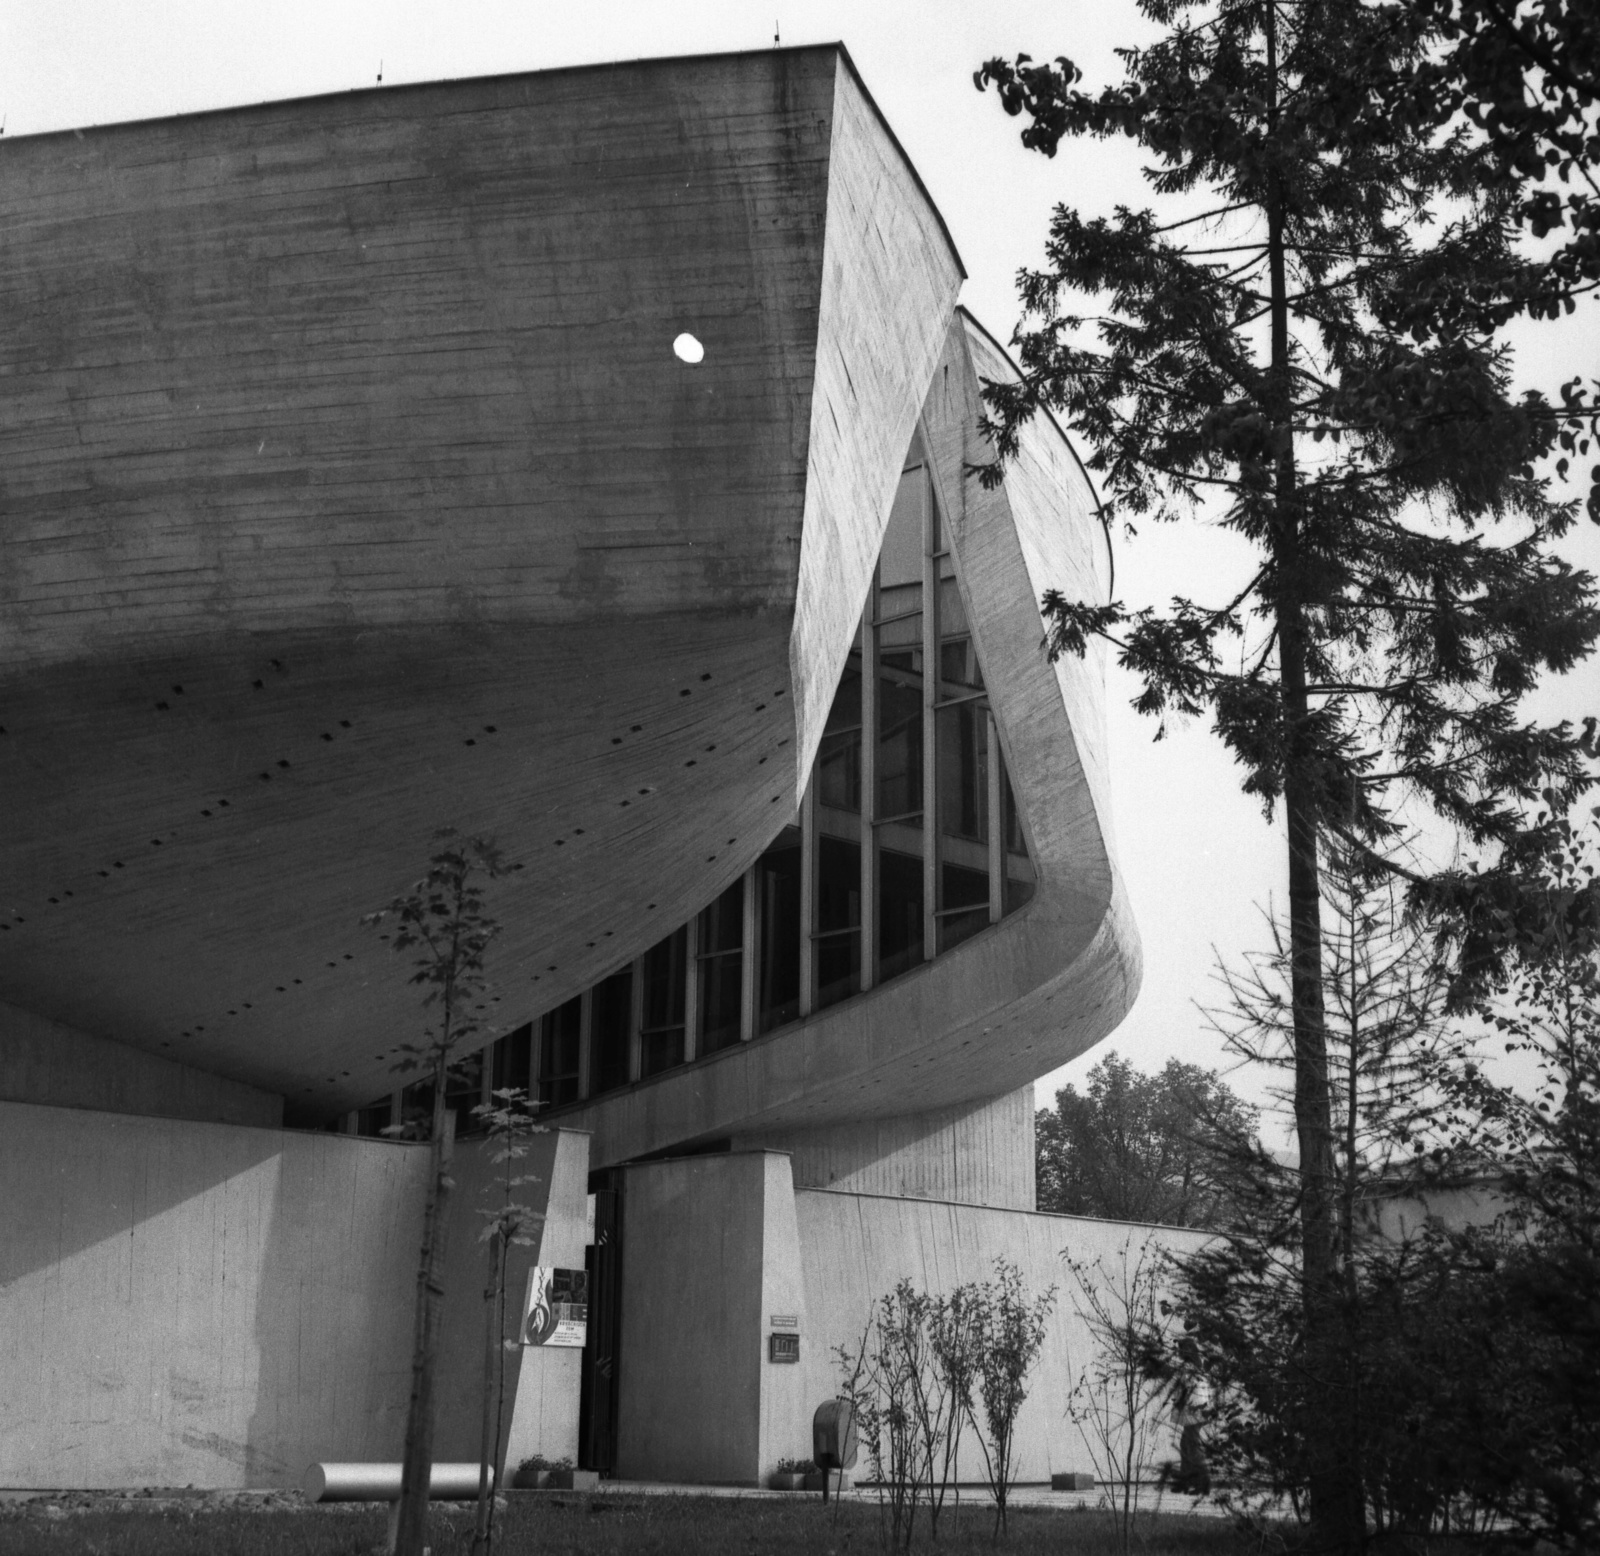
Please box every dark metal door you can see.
[578,1176,622,1472]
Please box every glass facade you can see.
[355,448,1039,1136]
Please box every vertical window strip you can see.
[859,596,878,993]
[920,462,938,967]
[369,442,1053,1124]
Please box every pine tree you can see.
[1175,854,1484,1535]
[975,2,1600,1544]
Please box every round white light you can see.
[672,332,705,365]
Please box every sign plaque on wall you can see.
[769,1332,801,1363]
[522,1266,589,1348]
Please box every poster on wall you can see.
[522,1266,589,1348]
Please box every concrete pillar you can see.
[615,1151,810,1484]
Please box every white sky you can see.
[5,1,1595,1129]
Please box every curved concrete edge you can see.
[565,313,1141,1164]
[788,57,965,797]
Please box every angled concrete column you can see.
[494,1127,593,1475]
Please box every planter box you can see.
[551,1469,599,1491]
[803,1470,850,1495]
[768,1472,808,1491]
[1051,1472,1096,1492]
[511,1467,598,1491]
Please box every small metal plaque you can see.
[768,1332,801,1363]
[770,1313,799,1330]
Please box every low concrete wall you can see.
[738,1087,1036,1210]
[0,1000,281,1127]
[0,1100,589,1489]
[0,1100,424,1487]
[793,1187,1209,1484]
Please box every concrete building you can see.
[0,46,1149,1490]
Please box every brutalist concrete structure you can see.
[0,46,1150,1491]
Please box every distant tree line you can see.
[1035,1053,1256,1229]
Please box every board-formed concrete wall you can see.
[0,1101,588,1489]
[792,1186,1210,1485]
[0,1101,427,1487]
[737,1087,1036,1210]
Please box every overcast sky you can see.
[6,1,1595,1129]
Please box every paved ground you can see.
[0,1478,1225,1519]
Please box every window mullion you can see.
[860,595,878,992]
[799,779,816,1016]
[577,987,592,1100]
[921,465,938,964]
[628,958,643,1083]
[740,866,757,1041]
[987,708,1003,924]
[683,911,700,1063]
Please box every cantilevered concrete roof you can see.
[0,47,965,1113]
[0,49,1139,1138]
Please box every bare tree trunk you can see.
[1263,6,1361,1548]
[395,1066,456,1556]
[471,1232,503,1556]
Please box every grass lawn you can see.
[0,1492,1255,1556]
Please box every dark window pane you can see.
[878,673,922,820]
[939,862,990,956]
[757,832,802,1034]
[699,879,743,955]
[820,658,863,813]
[1003,764,1026,857]
[825,659,862,732]
[878,846,923,983]
[816,836,860,1010]
[639,928,686,1077]
[640,1024,684,1078]
[698,878,744,1053]
[356,1101,393,1138]
[940,638,975,687]
[400,1077,436,1136]
[539,998,582,1108]
[699,951,743,1054]
[590,971,632,1096]
[937,702,988,843]
[492,1021,534,1100]
[446,1050,486,1136]
[817,837,859,936]
[942,860,989,912]
[819,729,861,813]
[641,928,686,1031]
